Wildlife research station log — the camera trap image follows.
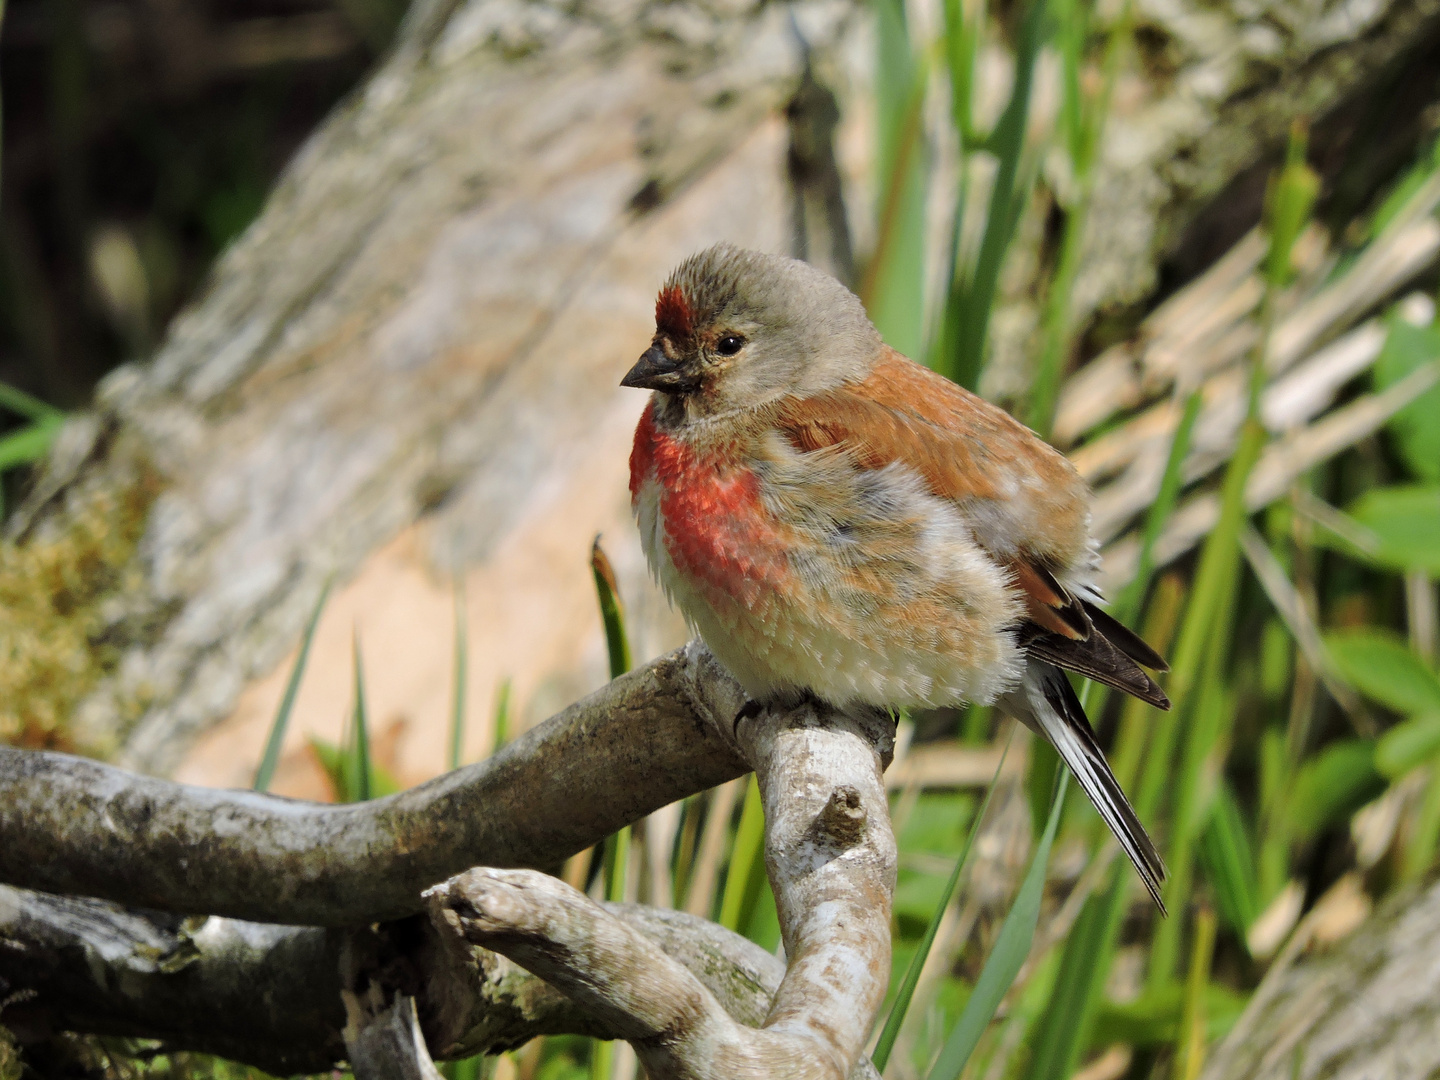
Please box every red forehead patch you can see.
[655,286,693,338]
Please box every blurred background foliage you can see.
[3,0,1440,1077]
[0,0,403,506]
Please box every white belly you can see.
[632,462,1030,710]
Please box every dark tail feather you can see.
[1026,662,1167,912]
[1026,631,1171,710]
[1084,602,1170,672]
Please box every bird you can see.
[622,243,1171,909]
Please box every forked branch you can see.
[426,700,897,1080]
[0,645,895,1079]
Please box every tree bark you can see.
[0,884,786,1075]
[0,644,895,1079]
[1201,877,1440,1080]
[0,644,747,925]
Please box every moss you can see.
[0,468,161,753]
[0,1025,20,1080]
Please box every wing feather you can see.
[778,347,1171,706]
[1026,630,1171,709]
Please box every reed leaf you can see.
[927,770,1069,1080]
[253,579,331,792]
[872,730,1015,1071]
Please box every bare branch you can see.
[0,886,347,1075]
[427,700,897,1080]
[0,883,786,1074]
[0,645,748,926]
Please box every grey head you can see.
[621,244,883,420]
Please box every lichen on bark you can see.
[0,421,163,755]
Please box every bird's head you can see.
[621,244,882,419]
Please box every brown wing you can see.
[778,347,1171,707]
[779,348,1094,569]
[1008,559,1169,709]
[1007,556,1091,641]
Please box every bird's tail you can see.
[1005,660,1167,912]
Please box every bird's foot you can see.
[732,698,765,737]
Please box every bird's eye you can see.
[715,334,746,356]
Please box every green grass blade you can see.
[592,536,634,953]
[1143,227,1278,979]
[1115,389,1202,622]
[1026,0,1131,436]
[449,579,468,771]
[1174,907,1218,1080]
[862,4,932,361]
[591,534,634,1080]
[604,824,631,904]
[1024,859,1131,1080]
[1286,739,1382,841]
[591,537,632,680]
[1024,587,1184,1080]
[719,775,766,933]
[0,416,63,471]
[943,0,1048,390]
[307,733,401,802]
[928,770,1070,1080]
[1024,581,1183,1078]
[492,677,512,755]
[1150,478,1252,984]
[1150,659,1234,984]
[441,1055,484,1080]
[1402,747,1440,880]
[254,579,331,792]
[1198,781,1260,937]
[352,629,372,803]
[1136,417,1265,832]
[942,0,982,149]
[0,380,63,422]
[873,729,1017,1071]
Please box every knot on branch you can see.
[423,869,547,947]
[809,785,867,849]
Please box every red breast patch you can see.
[630,406,787,605]
[629,402,658,500]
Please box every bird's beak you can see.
[621,346,702,394]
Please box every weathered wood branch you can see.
[0,644,747,925]
[426,697,896,1080]
[0,883,786,1075]
[1,646,894,1078]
